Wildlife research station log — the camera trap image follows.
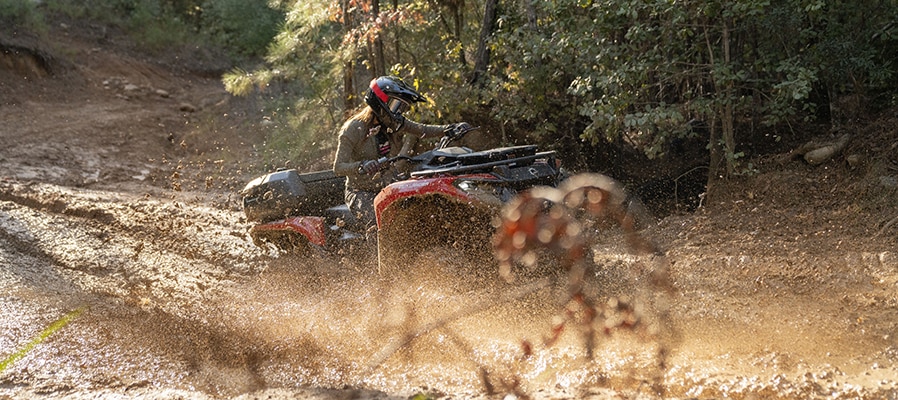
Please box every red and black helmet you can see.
[364,76,427,127]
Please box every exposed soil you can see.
[2,17,898,400]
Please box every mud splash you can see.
[1,181,897,399]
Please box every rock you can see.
[845,154,862,169]
[805,146,838,165]
[178,103,196,112]
[803,134,851,165]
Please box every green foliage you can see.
[29,0,898,173]
[45,0,198,50]
[264,0,342,85]
[0,0,46,33]
[45,0,280,58]
[128,1,195,51]
[201,0,284,57]
[226,0,898,174]
[223,0,483,167]
[479,0,897,168]
[483,1,589,140]
[257,93,342,170]
[222,68,257,96]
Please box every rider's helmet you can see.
[364,76,427,129]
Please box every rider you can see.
[333,75,471,231]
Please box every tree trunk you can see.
[341,0,356,114]
[454,0,467,67]
[705,117,722,205]
[343,61,355,116]
[371,0,386,77]
[471,0,498,85]
[391,0,401,65]
[721,20,736,175]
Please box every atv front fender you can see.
[374,174,494,228]
[249,216,327,247]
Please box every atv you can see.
[241,127,565,268]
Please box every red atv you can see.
[241,127,564,267]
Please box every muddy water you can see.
[1,182,897,399]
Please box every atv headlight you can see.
[455,179,493,195]
[455,180,476,192]
[453,180,514,205]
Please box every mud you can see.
[2,19,898,400]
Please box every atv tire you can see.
[376,194,495,274]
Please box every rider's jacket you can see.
[333,117,450,193]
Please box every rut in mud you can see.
[2,17,898,400]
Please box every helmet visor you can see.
[387,98,410,114]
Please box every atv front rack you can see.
[410,150,557,178]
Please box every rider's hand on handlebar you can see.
[359,159,382,175]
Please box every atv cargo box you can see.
[242,169,345,223]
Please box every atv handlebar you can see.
[358,125,480,175]
[437,125,480,150]
[357,155,415,175]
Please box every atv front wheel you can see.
[375,195,495,274]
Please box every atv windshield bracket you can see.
[410,151,557,178]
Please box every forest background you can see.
[4,0,898,211]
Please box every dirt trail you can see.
[2,20,898,400]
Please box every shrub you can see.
[0,0,46,34]
[200,0,284,58]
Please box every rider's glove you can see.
[359,159,381,175]
[445,122,472,139]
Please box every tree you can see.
[471,0,497,85]
[223,0,898,191]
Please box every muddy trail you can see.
[2,180,895,400]
[3,19,898,400]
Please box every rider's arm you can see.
[401,119,452,139]
[393,133,419,173]
[333,120,367,177]
[398,132,418,157]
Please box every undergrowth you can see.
[0,0,46,35]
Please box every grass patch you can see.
[0,307,86,373]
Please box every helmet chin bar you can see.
[375,98,409,132]
[372,104,406,133]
